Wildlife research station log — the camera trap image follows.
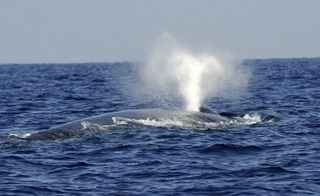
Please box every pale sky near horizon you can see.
[0,0,319,63]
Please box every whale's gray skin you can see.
[27,108,229,140]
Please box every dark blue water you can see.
[1,59,319,195]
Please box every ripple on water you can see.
[0,60,320,194]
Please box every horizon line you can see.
[0,56,319,65]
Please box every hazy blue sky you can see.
[0,0,319,63]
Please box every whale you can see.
[21,107,233,140]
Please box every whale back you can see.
[27,108,227,140]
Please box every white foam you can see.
[112,116,195,128]
[242,113,262,124]
[7,132,32,139]
[80,121,113,131]
[112,114,262,130]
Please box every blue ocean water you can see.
[0,58,319,195]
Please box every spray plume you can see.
[139,34,249,112]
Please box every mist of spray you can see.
[139,34,249,112]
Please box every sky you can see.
[0,0,319,63]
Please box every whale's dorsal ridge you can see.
[199,106,215,114]
[25,107,228,140]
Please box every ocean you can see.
[0,58,319,195]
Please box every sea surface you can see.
[0,58,319,195]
